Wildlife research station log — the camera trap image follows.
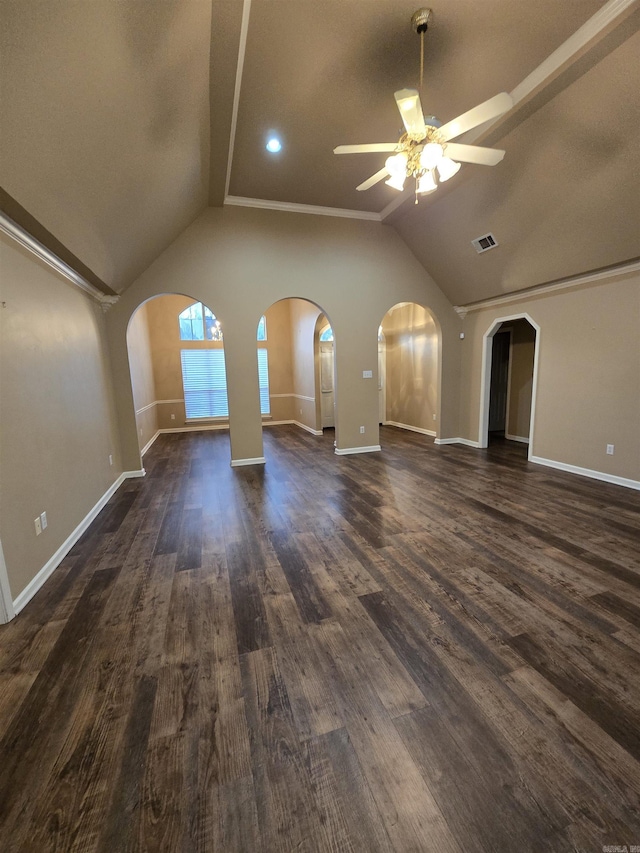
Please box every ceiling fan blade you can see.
[394,89,427,138]
[444,142,506,166]
[356,168,390,192]
[439,92,513,142]
[334,143,398,154]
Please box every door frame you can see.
[487,328,512,435]
[478,312,540,459]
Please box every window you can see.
[258,348,270,414]
[181,350,229,418]
[319,325,334,341]
[179,304,270,420]
[179,302,223,341]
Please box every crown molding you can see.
[454,259,640,316]
[224,195,382,222]
[0,212,119,308]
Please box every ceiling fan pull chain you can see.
[420,30,424,93]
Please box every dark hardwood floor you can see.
[1,425,639,852]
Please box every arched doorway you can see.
[318,320,335,429]
[479,314,540,455]
[378,302,440,438]
[256,298,336,441]
[126,293,229,457]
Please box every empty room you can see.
[1,1,639,851]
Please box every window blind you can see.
[181,350,229,418]
[258,348,270,414]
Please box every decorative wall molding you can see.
[11,469,145,617]
[0,539,15,624]
[335,445,382,456]
[135,399,184,416]
[529,455,640,491]
[0,211,119,308]
[224,195,381,222]
[454,259,640,316]
[384,420,436,437]
[270,393,316,402]
[231,456,266,467]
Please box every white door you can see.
[320,341,335,428]
[378,339,386,424]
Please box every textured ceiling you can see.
[1,0,639,302]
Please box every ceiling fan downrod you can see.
[411,8,433,93]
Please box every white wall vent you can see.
[472,233,498,253]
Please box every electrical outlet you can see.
[606,444,614,455]
[360,426,365,434]
[171,413,175,420]
[34,516,42,536]
[109,454,113,466]
[433,413,436,420]
[40,511,48,530]
[362,370,373,379]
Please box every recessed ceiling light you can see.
[266,137,282,153]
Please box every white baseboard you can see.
[505,433,530,444]
[264,419,323,436]
[141,431,160,456]
[11,469,146,617]
[434,437,481,448]
[231,456,266,467]
[0,539,15,623]
[529,455,640,491]
[335,445,382,456]
[384,420,436,437]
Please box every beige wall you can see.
[126,301,158,451]
[263,299,295,423]
[502,319,535,441]
[106,205,461,468]
[0,234,123,600]
[381,302,438,434]
[459,274,640,482]
[290,299,323,432]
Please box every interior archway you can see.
[126,293,229,459]
[256,298,336,448]
[378,302,440,440]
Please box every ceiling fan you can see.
[333,8,513,203]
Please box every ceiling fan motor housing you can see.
[411,8,432,34]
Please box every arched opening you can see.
[126,293,230,459]
[255,298,336,446]
[479,314,539,456]
[317,318,336,430]
[378,302,440,439]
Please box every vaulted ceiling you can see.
[1,0,639,304]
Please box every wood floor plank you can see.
[1,426,638,851]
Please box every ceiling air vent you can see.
[472,233,498,253]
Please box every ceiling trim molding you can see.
[224,0,252,199]
[454,259,640,316]
[0,212,119,308]
[224,195,382,222]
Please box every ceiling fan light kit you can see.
[334,8,513,204]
